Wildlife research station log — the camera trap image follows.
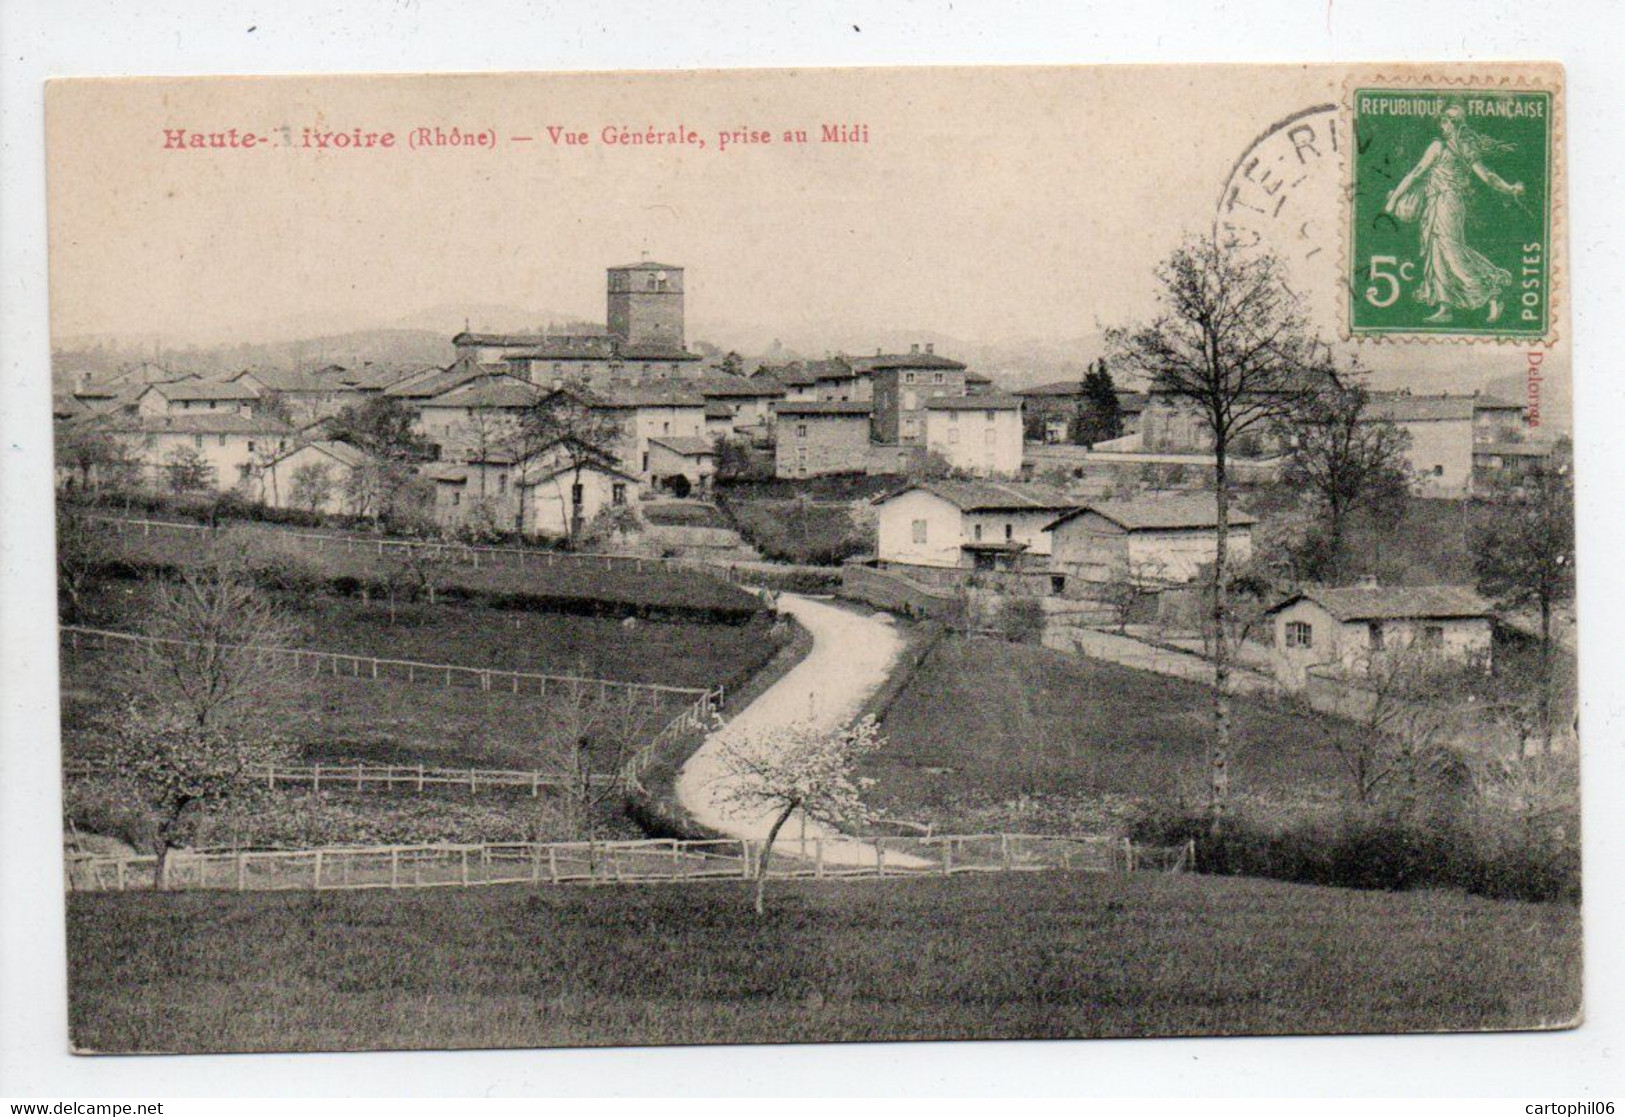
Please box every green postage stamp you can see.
[1348,84,1553,339]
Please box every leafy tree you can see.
[105,704,292,889]
[1474,448,1575,753]
[719,351,745,377]
[254,390,295,426]
[56,423,143,494]
[164,445,213,493]
[1108,234,1327,838]
[326,396,433,462]
[1282,381,1411,582]
[713,716,883,914]
[1073,358,1123,445]
[289,461,335,516]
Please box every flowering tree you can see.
[713,716,884,914]
[105,704,293,888]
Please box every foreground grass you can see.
[868,636,1362,829]
[66,871,1579,1052]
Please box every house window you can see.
[1432,464,1444,477]
[902,418,919,438]
[973,523,983,541]
[1051,574,1067,594]
[911,519,928,544]
[795,447,808,475]
[985,410,997,421]
[662,421,671,434]
[193,434,203,448]
[1419,625,1445,650]
[1368,622,1385,650]
[247,441,256,452]
[933,372,945,384]
[497,473,507,494]
[796,423,808,438]
[450,491,461,506]
[904,372,916,385]
[572,483,584,508]
[1285,621,1313,648]
[612,483,627,506]
[218,435,227,447]
[641,452,649,472]
[1004,523,1014,542]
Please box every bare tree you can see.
[537,677,670,840]
[1099,556,1169,634]
[105,704,293,888]
[1474,448,1575,753]
[519,390,627,542]
[712,715,883,914]
[129,543,303,730]
[1108,234,1329,838]
[1282,380,1412,582]
[56,507,111,622]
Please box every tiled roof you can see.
[617,343,702,363]
[147,380,261,402]
[1369,392,1524,423]
[418,462,470,483]
[1474,441,1554,458]
[266,440,367,469]
[925,393,1021,411]
[608,261,681,271]
[695,375,785,399]
[885,481,1077,512]
[705,401,735,419]
[1046,495,1257,533]
[98,413,296,436]
[1268,585,1493,623]
[384,358,500,399]
[421,376,542,409]
[648,435,716,457]
[502,337,619,361]
[453,331,552,347]
[774,401,873,416]
[852,352,967,372]
[592,383,706,409]
[966,371,994,385]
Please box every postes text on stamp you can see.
[1348,85,1552,340]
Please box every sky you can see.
[45,63,1567,408]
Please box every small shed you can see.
[1264,584,1494,688]
[1043,495,1254,585]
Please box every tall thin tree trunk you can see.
[1539,594,1554,755]
[755,802,797,916]
[1210,443,1232,841]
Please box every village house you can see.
[1043,495,1254,586]
[1137,385,1294,458]
[135,379,260,417]
[757,364,819,402]
[1264,584,1494,689]
[257,440,368,515]
[923,394,1024,477]
[646,436,717,496]
[774,401,874,478]
[414,375,542,453]
[866,345,970,445]
[1366,391,1528,496]
[588,383,708,478]
[383,355,506,405]
[1473,439,1557,488]
[95,412,297,493]
[873,481,1077,572]
[807,357,872,403]
[225,368,364,424]
[420,440,640,539]
[694,374,785,433]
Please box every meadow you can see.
[65,870,1581,1052]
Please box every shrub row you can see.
[1133,802,1579,905]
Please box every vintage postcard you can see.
[47,63,1577,1054]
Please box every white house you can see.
[873,481,1078,570]
[922,394,1024,477]
[1365,391,1528,497]
[586,384,707,478]
[1043,495,1255,585]
[257,440,368,515]
[136,379,260,417]
[1264,584,1494,688]
[646,435,717,496]
[97,413,298,493]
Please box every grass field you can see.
[65,871,1580,1052]
[718,497,872,566]
[93,516,764,619]
[865,635,1357,831]
[77,578,776,688]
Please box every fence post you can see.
[460,848,470,886]
[115,857,126,892]
[314,849,325,889]
[1186,838,1197,873]
[470,769,478,794]
[1124,838,1136,873]
[741,840,753,879]
[1000,833,1012,871]
[548,846,559,884]
[417,764,425,792]
[815,838,824,880]
[942,839,953,876]
[875,843,886,877]
[531,844,541,884]
[236,852,247,891]
[531,771,539,797]
[390,848,400,889]
[313,764,322,793]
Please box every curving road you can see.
[675,593,916,868]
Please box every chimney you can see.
[910,343,920,355]
[925,342,934,355]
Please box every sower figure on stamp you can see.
[1384,104,1526,324]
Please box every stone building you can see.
[866,345,969,444]
[774,401,874,478]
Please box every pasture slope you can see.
[67,870,1580,1052]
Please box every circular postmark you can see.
[1213,103,1346,328]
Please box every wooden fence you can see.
[65,833,1196,893]
[60,624,721,707]
[63,760,602,796]
[85,513,758,582]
